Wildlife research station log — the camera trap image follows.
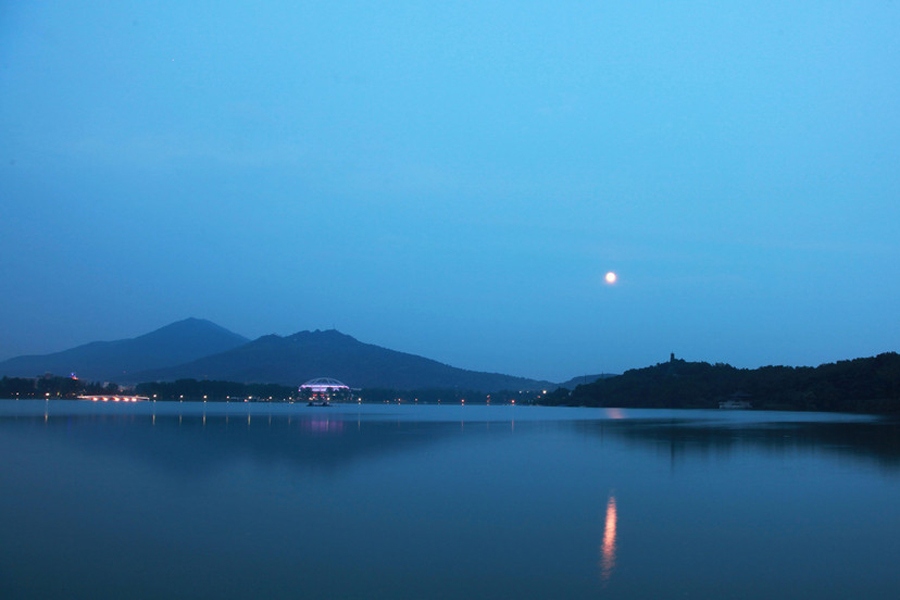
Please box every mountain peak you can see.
[0,319,249,381]
[145,317,244,338]
[1,320,554,392]
[132,326,552,392]
[287,329,357,343]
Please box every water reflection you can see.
[600,494,617,583]
[605,407,626,420]
[301,418,344,433]
[2,402,900,599]
[578,414,900,471]
[0,405,479,477]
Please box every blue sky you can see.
[2,2,898,382]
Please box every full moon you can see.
[605,271,617,284]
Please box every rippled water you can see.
[1,400,899,599]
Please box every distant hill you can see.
[133,329,553,392]
[557,373,617,389]
[543,353,900,413]
[0,318,249,381]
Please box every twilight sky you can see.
[1,2,898,382]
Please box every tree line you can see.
[134,379,296,401]
[541,352,900,413]
[1,375,540,404]
[0,375,120,399]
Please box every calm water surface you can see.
[1,400,899,599]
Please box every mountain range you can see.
[0,319,554,392]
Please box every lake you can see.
[1,400,899,599]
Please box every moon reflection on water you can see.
[601,494,618,583]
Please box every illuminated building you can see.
[299,377,351,406]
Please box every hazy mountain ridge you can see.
[134,329,554,392]
[557,373,616,389]
[0,318,249,381]
[0,320,553,392]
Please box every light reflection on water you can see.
[1,401,899,599]
[600,494,617,583]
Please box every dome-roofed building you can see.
[299,377,351,405]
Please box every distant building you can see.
[299,377,351,405]
[719,392,752,409]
